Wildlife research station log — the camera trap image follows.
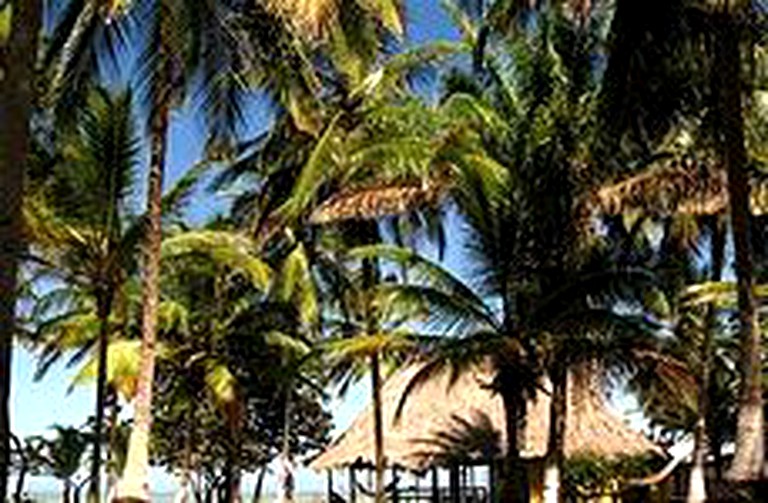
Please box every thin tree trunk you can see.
[89,293,114,503]
[0,1,41,500]
[171,408,194,503]
[106,392,119,502]
[687,219,725,503]
[10,434,26,503]
[279,385,294,503]
[499,370,528,503]
[371,351,385,503]
[250,466,267,503]
[115,98,170,502]
[715,3,764,482]
[223,457,233,503]
[63,482,72,503]
[224,447,241,503]
[712,439,724,482]
[543,365,566,503]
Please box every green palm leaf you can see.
[161,230,271,290]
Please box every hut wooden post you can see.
[449,464,460,503]
[349,467,356,503]
[488,462,496,503]
[326,470,333,503]
[391,467,399,503]
[431,467,439,503]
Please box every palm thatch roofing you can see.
[310,362,662,472]
[580,160,768,217]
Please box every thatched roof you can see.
[310,362,662,472]
[309,182,447,224]
[581,161,768,217]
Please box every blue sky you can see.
[11,0,461,496]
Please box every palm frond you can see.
[161,230,272,290]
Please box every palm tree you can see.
[21,87,140,503]
[461,0,767,487]
[368,17,675,501]
[315,238,433,503]
[0,1,42,498]
[33,426,91,503]
[158,226,326,502]
[711,1,764,481]
[110,0,408,496]
[517,0,766,485]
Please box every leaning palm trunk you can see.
[371,351,385,503]
[687,219,725,503]
[715,3,764,482]
[0,1,42,499]
[544,365,567,503]
[89,292,114,503]
[115,101,170,502]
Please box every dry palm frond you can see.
[580,159,768,218]
[267,0,404,39]
[309,180,449,224]
[266,0,338,37]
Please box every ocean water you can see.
[24,493,327,503]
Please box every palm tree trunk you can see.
[89,293,114,503]
[371,351,385,503]
[225,422,242,503]
[499,369,528,503]
[687,218,725,503]
[279,386,294,503]
[715,3,764,482]
[0,1,41,500]
[115,100,170,502]
[10,434,26,503]
[543,365,566,503]
[106,392,119,502]
[177,410,193,503]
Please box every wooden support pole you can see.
[327,470,333,503]
[432,467,439,503]
[449,464,460,503]
[349,467,356,503]
[488,462,496,503]
[391,466,399,503]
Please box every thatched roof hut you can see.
[311,362,662,472]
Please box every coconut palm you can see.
[472,0,767,484]
[588,0,767,482]
[158,225,327,502]
[22,83,214,503]
[313,234,439,503]
[107,1,411,497]
[364,13,678,502]
[32,426,91,503]
[20,87,141,503]
[0,0,43,497]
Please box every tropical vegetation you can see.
[1,0,766,503]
